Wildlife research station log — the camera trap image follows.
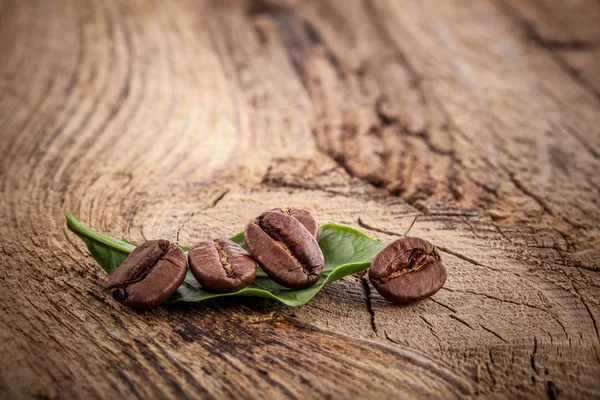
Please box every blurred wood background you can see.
[1,0,599,398]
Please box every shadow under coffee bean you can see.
[368,237,447,304]
[106,239,187,309]
[245,209,324,289]
[188,238,256,293]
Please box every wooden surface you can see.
[1,0,599,398]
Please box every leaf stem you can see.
[64,211,135,254]
[402,216,419,238]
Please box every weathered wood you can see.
[1,0,599,398]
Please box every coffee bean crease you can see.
[188,239,256,293]
[214,239,235,278]
[375,249,440,283]
[258,215,317,274]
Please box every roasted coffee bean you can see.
[369,237,447,304]
[188,238,256,293]
[267,207,318,238]
[106,239,186,309]
[245,210,324,289]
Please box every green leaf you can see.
[65,211,135,275]
[64,212,386,307]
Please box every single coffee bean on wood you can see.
[245,210,324,289]
[188,238,256,293]
[106,239,187,309]
[267,207,318,238]
[369,237,447,304]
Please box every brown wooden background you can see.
[1,0,599,398]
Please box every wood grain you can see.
[1,0,599,398]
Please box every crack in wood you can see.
[572,285,600,341]
[419,315,434,328]
[429,297,458,313]
[302,21,342,73]
[546,380,560,400]
[480,324,509,344]
[436,246,501,274]
[361,277,378,335]
[175,190,229,244]
[503,167,555,216]
[357,216,406,237]
[531,337,538,375]
[562,123,600,161]
[449,314,475,331]
[423,317,443,342]
[485,362,497,386]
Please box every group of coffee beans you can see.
[106,207,447,309]
[106,208,323,308]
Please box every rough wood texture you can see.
[1,0,599,398]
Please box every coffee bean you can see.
[106,239,187,309]
[368,237,447,304]
[267,207,318,238]
[188,239,256,293]
[245,210,324,289]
